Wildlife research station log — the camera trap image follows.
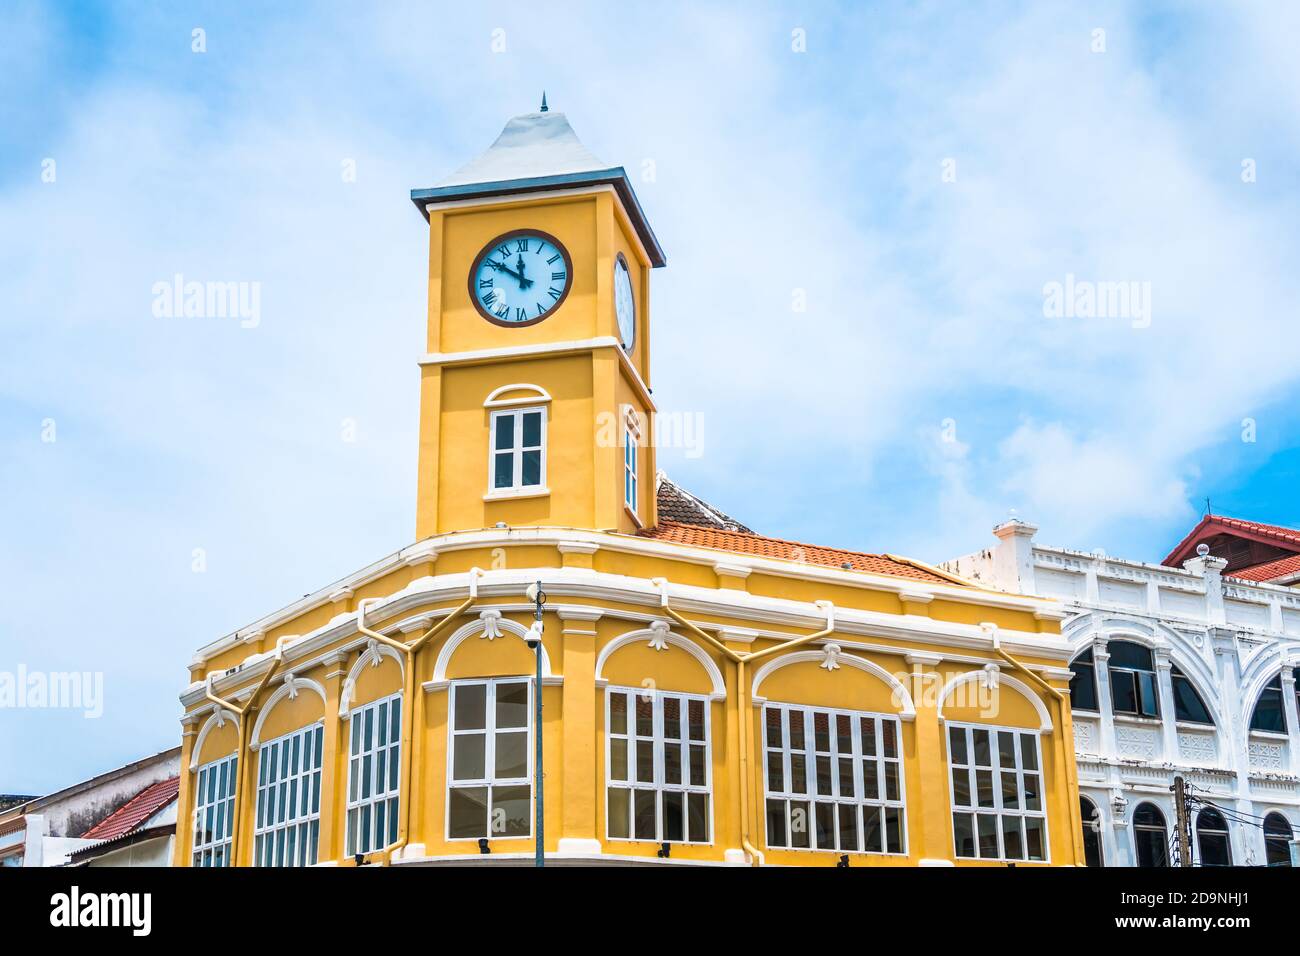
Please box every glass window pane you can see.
[814,801,835,849]
[862,805,882,853]
[664,696,681,738]
[1110,671,1138,714]
[494,730,528,779]
[452,732,486,781]
[1020,734,1038,771]
[838,803,860,852]
[496,681,529,728]
[953,812,975,857]
[455,685,487,731]
[663,791,684,842]
[610,738,628,781]
[948,726,967,764]
[494,452,514,489]
[688,699,705,741]
[494,414,514,450]
[634,789,657,840]
[610,692,627,735]
[885,807,903,854]
[1025,816,1045,861]
[664,743,682,786]
[766,799,787,848]
[952,767,970,807]
[1002,816,1024,860]
[635,696,654,737]
[494,785,531,838]
[608,787,630,839]
[687,793,709,843]
[766,750,783,792]
[977,814,999,858]
[521,411,541,447]
[790,801,811,849]
[521,450,541,487]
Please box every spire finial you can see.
[540,91,549,113]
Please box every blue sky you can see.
[3,0,1299,792]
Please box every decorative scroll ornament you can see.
[284,672,299,700]
[338,678,356,718]
[819,643,842,671]
[480,609,504,641]
[983,662,1001,691]
[366,639,382,667]
[647,620,670,651]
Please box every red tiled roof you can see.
[81,776,179,841]
[1231,553,1300,583]
[639,521,960,585]
[655,474,752,532]
[1164,514,1300,568]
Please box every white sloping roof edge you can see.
[437,111,609,187]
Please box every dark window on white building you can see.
[1170,666,1213,725]
[1069,648,1098,712]
[1080,796,1103,867]
[1264,813,1293,867]
[1195,807,1232,866]
[1250,675,1288,733]
[1133,802,1169,867]
[1108,642,1159,718]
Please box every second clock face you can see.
[470,230,572,327]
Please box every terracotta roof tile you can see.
[1230,553,1300,583]
[639,521,958,585]
[654,474,752,532]
[1164,514,1300,567]
[81,776,179,841]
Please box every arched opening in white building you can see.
[1132,802,1169,867]
[1195,807,1232,866]
[1080,796,1103,867]
[1264,812,1294,867]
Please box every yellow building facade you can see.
[173,107,1083,867]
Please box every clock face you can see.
[470,230,573,327]
[614,253,636,351]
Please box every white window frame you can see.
[253,722,323,867]
[446,678,533,842]
[487,406,547,496]
[623,425,639,515]
[946,721,1049,863]
[346,692,402,857]
[761,702,907,855]
[605,687,713,845]
[192,753,237,867]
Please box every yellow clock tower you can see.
[410,103,665,539]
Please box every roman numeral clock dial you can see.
[470,230,573,327]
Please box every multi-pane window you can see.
[489,407,546,493]
[1195,807,1232,866]
[763,703,905,855]
[948,723,1047,862]
[1250,674,1288,733]
[1107,641,1159,718]
[448,679,531,840]
[254,723,323,867]
[606,689,711,844]
[623,427,638,514]
[1170,665,1213,725]
[192,754,237,867]
[1133,802,1169,867]
[1069,647,1098,712]
[1264,813,1294,867]
[346,693,401,856]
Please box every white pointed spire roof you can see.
[437,110,609,188]
[411,105,666,267]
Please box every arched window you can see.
[1170,665,1213,725]
[1250,674,1288,733]
[1069,648,1098,712]
[1195,807,1232,866]
[1080,796,1104,867]
[1108,642,1159,718]
[1132,802,1169,867]
[1264,813,1294,867]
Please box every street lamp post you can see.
[526,581,546,868]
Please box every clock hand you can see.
[515,253,533,289]
[486,258,525,282]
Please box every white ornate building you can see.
[945,516,1300,867]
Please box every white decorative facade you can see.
[945,520,1300,866]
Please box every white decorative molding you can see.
[430,616,554,683]
[751,650,916,720]
[190,705,239,770]
[1249,739,1285,771]
[483,382,553,408]
[249,677,327,749]
[819,643,842,671]
[594,627,726,699]
[339,641,405,717]
[935,670,1051,732]
[1115,725,1158,760]
[1178,731,1218,764]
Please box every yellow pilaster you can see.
[318,650,348,862]
[559,609,601,850]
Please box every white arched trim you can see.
[339,641,405,718]
[594,626,726,700]
[749,649,915,720]
[249,676,327,749]
[484,383,552,408]
[937,669,1052,732]
[191,705,239,771]
[429,613,555,684]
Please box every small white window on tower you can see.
[624,425,638,514]
[489,406,547,495]
[623,406,641,517]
